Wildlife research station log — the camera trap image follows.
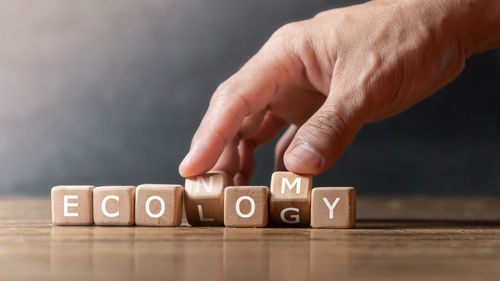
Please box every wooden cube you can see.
[93,186,135,226]
[224,186,269,227]
[269,172,312,227]
[51,185,94,225]
[184,173,228,226]
[135,184,183,226]
[311,187,356,228]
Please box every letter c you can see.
[102,195,120,217]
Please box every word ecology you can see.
[51,172,356,228]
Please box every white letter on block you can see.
[235,196,255,218]
[280,207,300,224]
[322,197,340,219]
[102,195,119,217]
[195,176,214,193]
[281,178,301,194]
[197,205,214,222]
[63,195,79,217]
[145,196,165,218]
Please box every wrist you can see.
[415,0,500,56]
[460,0,500,55]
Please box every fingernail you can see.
[287,143,323,171]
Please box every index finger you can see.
[179,43,293,177]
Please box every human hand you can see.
[179,0,500,184]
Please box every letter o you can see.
[145,196,165,218]
[235,196,255,218]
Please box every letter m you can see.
[281,177,301,194]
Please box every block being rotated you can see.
[224,186,269,227]
[311,187,356,228]
[269,172,312,227]
[51,185,94,225]
[93,186,135,226]
[135,184,183,226]
[184,173,229,226]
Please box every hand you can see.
[179,0,499,184]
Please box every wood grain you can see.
[135,184,183,227]
[224,186,269,227]
[2,197,500,281]
[184,173,228,226]
[269,172,312,227]
[51,185,94,225]
[93,186,135,226]
[311,187,356,228]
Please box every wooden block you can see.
[135,184,183,226]
[224,186,269,227]
[311,187,356,228]
[269,172,312,227]
[93,186,135,226]
[184,173,228,226]
[51,185,94,225]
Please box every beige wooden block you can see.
[51,185,94,225]
[184,173,228,226]
[93,186,135,226]
[311,187,356,228]
[135,184,183,226]
[269,172,312,227]
[224,186,269,227]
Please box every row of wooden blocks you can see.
[51,172,356,228]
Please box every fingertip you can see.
[283,142,324,175]
[178,146,211,177]
[178,165,190,178]
[178,151,195,177]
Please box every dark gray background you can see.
[0,0,498,196]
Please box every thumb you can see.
[283,92,367,175]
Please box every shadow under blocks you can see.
[51,172,356,228]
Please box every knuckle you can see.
[313,10,335,19]
[211,78,238,105]
[214,79,236,97]
[212,78,252,115]
[268,21,312,67]
[272,22,300,39]
[313,11,327,18]
[270,21,308,45]
[305,109,349,144]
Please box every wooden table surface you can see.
[2,197,500,281]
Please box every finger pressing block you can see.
[135,184,183,227]
[184,173,229,226]
[93,186,135,226]
[51,185,94,225]
[269,172,312,227]
[224,186,269,227]
[311,187,356,228]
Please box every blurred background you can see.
[0,0,498,196]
